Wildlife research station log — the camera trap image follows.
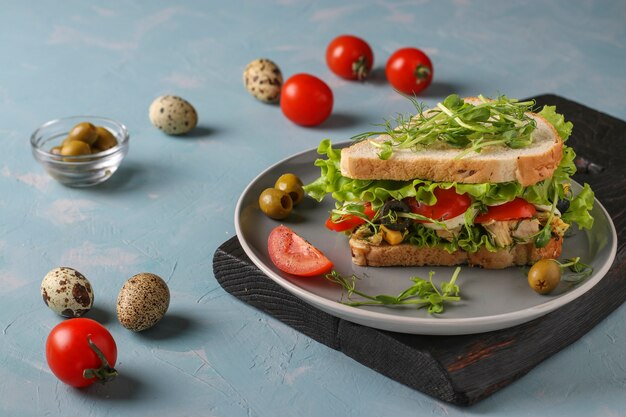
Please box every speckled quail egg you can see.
[41,267,94,318]
[243,58,283,103]
[149,95,198,135]
[116,273,170,332]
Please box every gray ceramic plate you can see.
[235,144,617,335]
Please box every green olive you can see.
[93,126,118,151]
[259,188,293,219]
[274,173,304,206]
[67,122,98,145]
[528,259,561,294]
[50,146,62,155]
[60,140,91,156]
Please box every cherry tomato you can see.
[474,198,537,223]
[385,47,433,95]
[268,225,334,277]
[46,318,118,388]
[325,202,376,232]
[280,73,333,126]
[326,35,374,80]
[405,187,471,222]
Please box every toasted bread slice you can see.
[349,236,563,269]
[340,98,563,186]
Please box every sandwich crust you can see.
[340,99,563,186]
[349,236,563,269]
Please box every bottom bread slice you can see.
[349,236,563,269]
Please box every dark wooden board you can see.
[213,95,626,406]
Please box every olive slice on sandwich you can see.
[379,200,411,232]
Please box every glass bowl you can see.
[31,116,129,187]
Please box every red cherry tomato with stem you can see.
[386,47,433,95]
[46,318,118,388]
[326,35,374,80]
[268,225,334,277]
[280,74,333,126]
[405,187,471,223]
[474,198,537,223]
[325,202,377,232]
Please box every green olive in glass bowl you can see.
[30,116,129,187]
[67,122,99,145]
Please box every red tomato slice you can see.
[268,225,334,277]
[474,198,537,223]
[405,187,471,223]
[325,202,376,232]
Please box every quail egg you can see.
[243,58,283,103]
[116,272,170,332]
[149,95,198,135]
[41,267,94,318]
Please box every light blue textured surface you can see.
[1,1,625,416]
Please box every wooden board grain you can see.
[213,95,626,406]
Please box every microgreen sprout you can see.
[325,267,462,314]
[557,257,593,283]
[352,94,537,160]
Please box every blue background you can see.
[1,1,625,416]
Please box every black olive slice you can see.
[380,200,411,231]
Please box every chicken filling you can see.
[353,215,569,250]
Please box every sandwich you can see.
[304,94,595,269]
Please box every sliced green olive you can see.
[274,173,304,206]
[259,188,293,220]
[94,126,118,151]
[528,259,561,294]
[67,122,98,145]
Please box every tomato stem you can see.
[83,335,118,384]
[414,64,431,83]
[352,55,369,80]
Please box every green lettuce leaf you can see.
[552,145,577,183]
[538,105,573,141]
[522,145,576,205]
[456,226,499,253]
[401,222,502,254]
[562,183,595,229]
[406,224,458,253]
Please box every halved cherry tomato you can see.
[385,47,433,95]
[325,202,376,232]
[474,198,536,223]
[326,35,374,80]
[268,225,334,277]
[405,187,471,222]
[280,74,333,126]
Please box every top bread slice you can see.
[340,98,563,186]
